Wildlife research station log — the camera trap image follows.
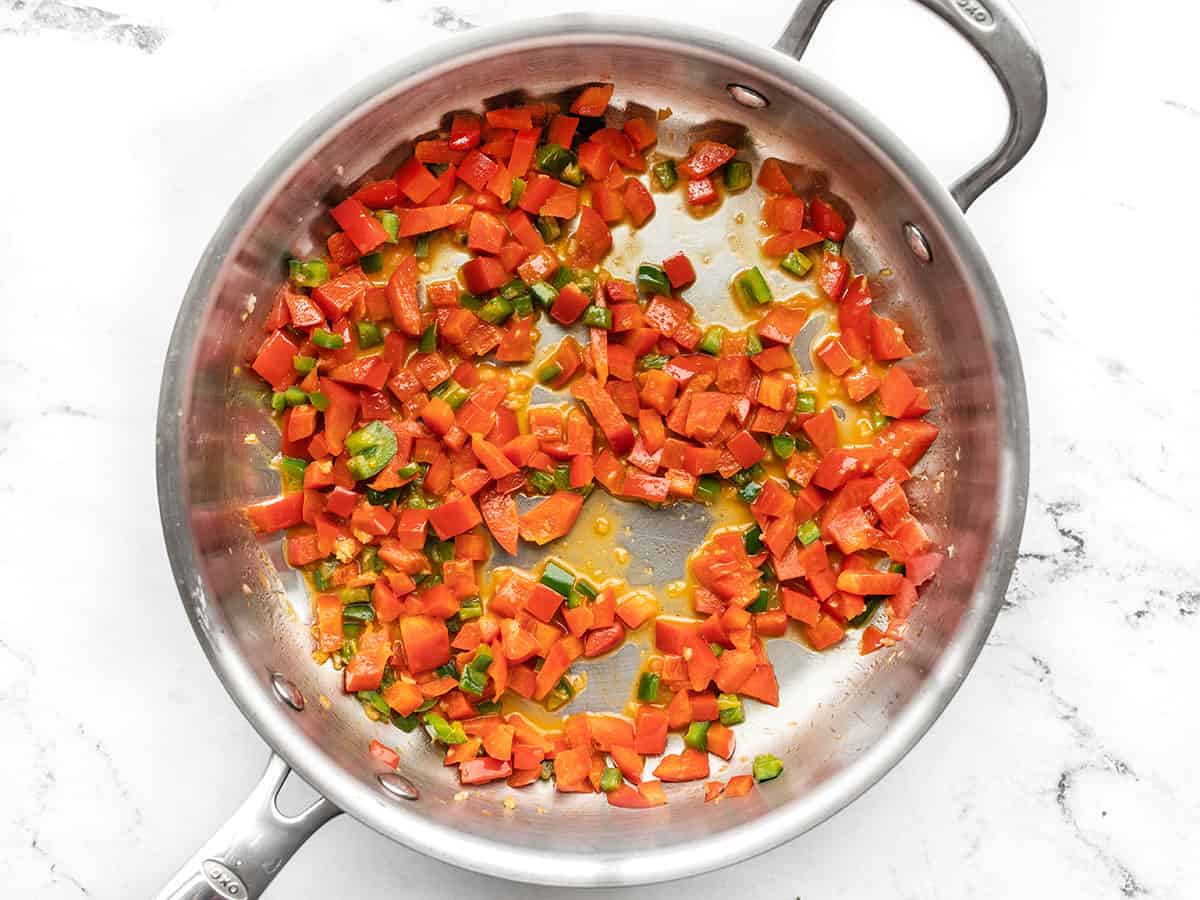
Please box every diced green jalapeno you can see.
[508,177,526,208]
[313,559,338,591]
[795,392,817,414]
[459,291,483,311]
[459,646,493,695]
[374,210,400,242]
[355,320,383,349]
[797,519,820,546]
[550,267,574,289]
[652,159,678,190]
[600,766,622,793]
[427,539,455,564]
[699,325,726,356]
[431,378,470,410]
[279,456,307,492]
[746,330,763,356]
[424,712,467,744]
[284,386,309,406]
[771,434,796,459]
[781,249,813,277]
[307,391,329,411]
[413,233,430,259]
[512,292,534,317]
[526,469,555,494]
[535,142,574,175]
[530,281,558,309]
[753,754,784,782]
[340,586,371,606]
[717,693,745,726]
[637,672,660,702]
[574,579,597,599]
[537,362,563,385]
[574,270,596,297]
[419,321,438,353]
[289,258,329,287]
[724,160,752,192]
[458,596,483,621]
[312,328,344,349]
[684,721,710,751]
[540,561,575,597]
[396,461,421,480]
[889,561,907,575]
[636,263,671,297]
[477,295,514,325]
[293,354,317,374]
[637,353,670,370]
[474,700,501,715]
[341,628,361,647]
[559,161,585,186]
[738,267,773,305]
[695,475,721,505]
[357,690,390,716]
[743,524,763,555]
[537,215,562,243]
[359,251,384,274]
[581,305,613,330]
[737,481,763,504]
[748,588,770,614]
[345,421,398,481]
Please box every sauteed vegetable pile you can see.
[244,82,944,808]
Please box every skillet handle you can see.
[775,0,1047,210]
[152,753,340,900]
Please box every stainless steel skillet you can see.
[154,1,1044,895]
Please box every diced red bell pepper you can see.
[571,374,635,455]
[567,206,612,269]
[396,203,472,236]
[394,156,438,203]
[546,114,579,148]
[877,366,919,418]
[571,83,614,116]
[246,493,303,533]
[428,495,483,540]
[686,177,718,207]
[252,330,299,392]
[458,149,500,192]
[661,251,696,289]
[462,256,510,295]
[819,251,849,300]
[508,127,541,178]
[467,210,507,255]
[871,315,914,360]
[518,491,584,545]
[811,196,848,241]
[330,196,389,254]
[623,177,655,226]
[681,141,736,179]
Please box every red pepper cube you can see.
[686,177,718,207]
[662,252,696,289]
[550,282,590,325]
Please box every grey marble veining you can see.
[0,0,1197,898]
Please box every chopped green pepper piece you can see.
[530,281,558,309]
[559,161,585,186]
[413,233,430,259]
[428,539,455,564]
[574,579,597,599]
[737,480,763,504]
[419,321,438,353]
[545,677,575,711]
[390,711,419,732]
[574,270,596,297]
[535,142,574,175]
[288,258,329,287]
[637,353,670,370]
[550,266,574,289]
[293,354,317,374]
[652,159,678,190]
[794,392,817,414]
[374,210,400,242]
[360,545,381,573]
[709,642,724,657]
[684,721,710,751]
[345,421,398,481]
[537,362,563,385]
[781,249,813,277]
[554,464,571,491]
[313,559,338,591]
[537,215,562,243]
[512,292,534,317]
[424,711,467,744]
[508,177,526,208]
[797,519,820,546]
[847,597,884,629]
[695,475,721,505]
[284,386,308,406]
[359,251,384,274]
[771,434,796,459]
[889,561,907,575]
[717,693,745,726]
[698,325,726,356]
[540,561,575,597]
[460,646,493,695]
[279,456,308,492]
[724,160,752,192]
[871,406,890,431]
[459,291,483,311]
[355,320,383,349]
[581,305,613,330]
[312,328,344,349]
[526,469,555,494]
[745,330,763,356]
[341,628,362,647]
[357,689,390,716]
[474,700,501,715]
[458,596,483,621]
[395,461,421,480]
[636,263,671,297]
[738,266,773,305]
[822,238,843,256]
[477,295,514,325]
[637,672,660,702]
[340,586,371,606]
[743,524,763,555]
[600,766,622,793]
[540,759,555,781]
[431,378,470,410]
[747,588,770,613]
[753,754,784,782]
[308,391,329,411]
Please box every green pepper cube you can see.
[283,386,309,407]
[424,711,467,744]
[636,263,671,297]
[743,524,763,555]
[359,251,384,274]
[695,475,721,505]
[684,721,710,751]
[724,160,752,192]
[355,320,383,349]
[559,161,585,186]
[536,215,562,242]
[737,480,763,504]
[535,142,573,175]
[698,325,726,356]
[637,672,660,702]
[508,177,527,208]
[374,210,400,242]
[293,354,317,374]
[459,291,483,311]
[581,305,613,330]
[312,328,344,350]
[738,266,773,305]
[345,421,398,481]
[419,321,438,353]
[526,469,555,494]
[781,249,813,278]
[747,588,770,613]
[794,391,817,414]
[288,258,329,287]
[279,456,308,492]
[413,233,430,259]
[531,281,559,309]
[600,766,623,793]
[797,519,821,547]
[637,353,670,371]
[717,692,745,726]
[540,561,575,597]
[536,362,563,385]
[477,295,513,325]
[822,238,843,256]
[745,330,763,356]
[753,753,784,782]
[652,159,678,190]
[771,434,796,459]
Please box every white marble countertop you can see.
[2,0,1198,897]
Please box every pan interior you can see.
[163,21,1020,885]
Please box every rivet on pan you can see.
[270,672,305,711]
[727,84,769,109]
[903,222,933,263]
[379,773,420,801]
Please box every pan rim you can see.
[156,12,1029,887]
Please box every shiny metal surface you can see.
[156,5,1041,891]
